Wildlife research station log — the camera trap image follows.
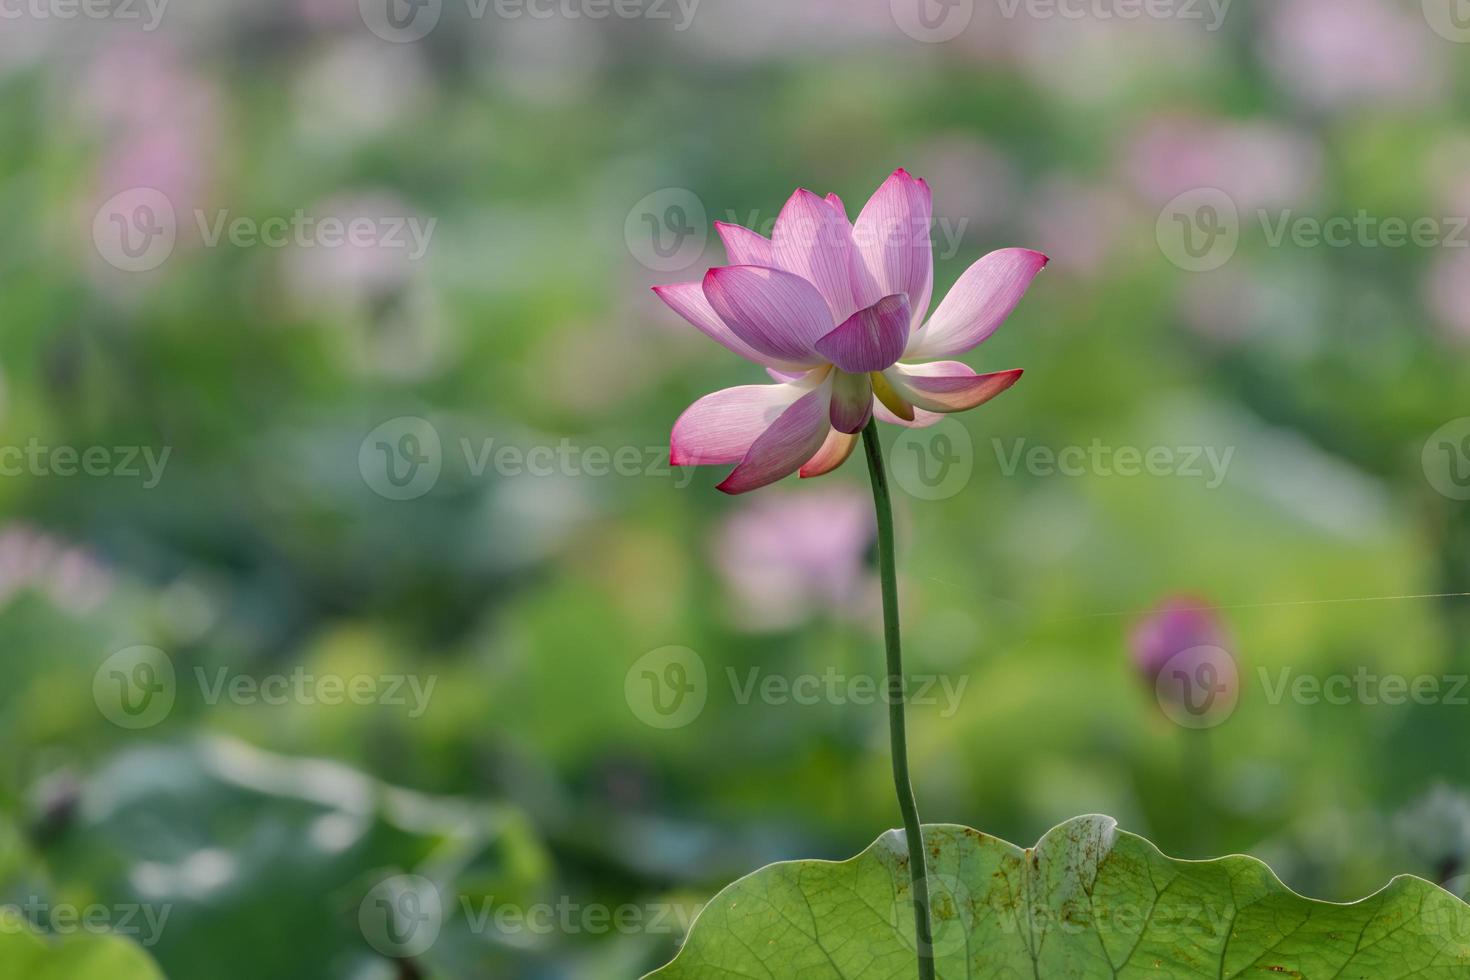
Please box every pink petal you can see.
[829,370,874,434]
[800,428,859,478]
[653,282,791,370]
[717,379,834,494]
[853,168,934,325]
[703,265,832,368]
[814,293,911,374]
[825,193,849,224]
[772,189,860,322]
[670,382,809,466]
[884,361,1023,413]
[715,222,775,267]
[906,248,1048,359]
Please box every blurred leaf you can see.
[649,815,1470,978]
[38,737,551,980]
[0,915,163,980]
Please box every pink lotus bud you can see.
[1130,595,1239,729]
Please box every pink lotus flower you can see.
[654,169,1047,494]
[1129,594,1232,684]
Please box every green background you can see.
[2,1,1469,976]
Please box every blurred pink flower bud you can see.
[712,487,875,631]
[1130,595,1239,729]
[1130,594,1230,682]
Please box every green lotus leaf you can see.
[648,815,1470,979]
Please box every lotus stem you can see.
[860,417,936,979]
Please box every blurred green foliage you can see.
[1,3,1469,977]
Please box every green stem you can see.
[861,418,936,979]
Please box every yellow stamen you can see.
[870,371,914,421]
